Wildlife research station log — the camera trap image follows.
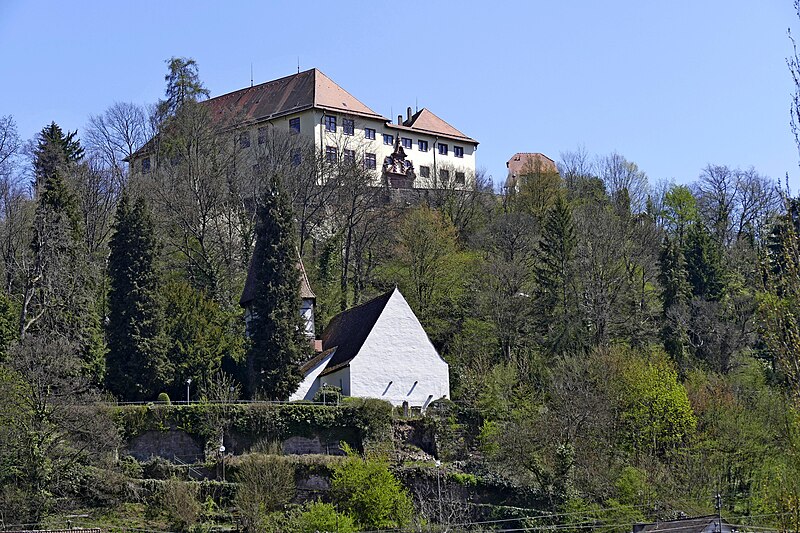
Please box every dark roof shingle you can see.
[318,289,395,376]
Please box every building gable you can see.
[347,288,449,406]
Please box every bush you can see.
[161,476,201,530]
[312,385,342,405]
[290,501,356,533]
[157,392,171,404]
[233,454,296,531]
[330,450,413,530]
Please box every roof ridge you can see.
[204,68,316,104]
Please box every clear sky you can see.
[1,0,799,191]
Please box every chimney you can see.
[398,115,403,126]
[407,107,412,122]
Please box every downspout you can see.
[433,135,439,188]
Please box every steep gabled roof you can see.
[388,108,477,144]
[205,68,385,125]
[318,289,395,376]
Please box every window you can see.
[418,140,429,152]
[325,145,337,163]
[325,115,336,132]
[440,169,450,182]
[365,127,376,140]
[383,133,394,145]
[291,149,301,166]
[456,171,465,185]
[401,137,412,149]
[142,157,151,174]
[438,143,448,155]
[365,152,376,169]
[289,117,300,134]
[239,131,251,148]
[343,149,355,163]
[420,165,430,178]
[454,146,464,158]
[258,126,267,145]
[343,118,354,136]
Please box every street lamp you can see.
[219,444,226,481]
[186,378,192,404]
[435,459,442,524]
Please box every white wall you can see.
[320,367,350,396]
[289,350,335,401]
[348,289,449,407]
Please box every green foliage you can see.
[32,121,84,188]
[157,392,171,404]
[290,501,356,533]
[160,476,201,531]
[615,348,696,456]
[245,174,309,399]
[233,453,296,530]
[684,222,725,301]
[330,452,413,530]
[157,56,210,121]
[106,193,169,400]
[663,184,698,246]
[114,400,392,447]
[162,279,244,398]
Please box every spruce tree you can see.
[245,174,308,399]
[534,195,583,355]
[658,236,692,369]
[32,122,84,190]
[106,193,169,400]
[684,222,725,301]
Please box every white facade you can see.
[291,288,450,407]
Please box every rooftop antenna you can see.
[415,97,418,113]
[297,57,300,74]
[250,63,253,87]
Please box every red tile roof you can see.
[388,108,477,144]
[205,68,385,125]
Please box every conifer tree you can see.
[534,195,583,354]
[658,236,692,368]
[32,122,84,190]
[245,174,308,399]
[106,193,169,400]
[684,222,725,301]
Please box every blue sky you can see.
[1,0,798,191]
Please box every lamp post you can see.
[435,459,442,524]
[186,378,192,404]
[219,444,226,481]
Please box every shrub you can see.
[312,385,342,405]
[234,454,296,531]
[161,476,201,530]
[157,392,171,404]
[290,501,356,533]
[330,451,413,530]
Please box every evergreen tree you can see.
[684,222,725,301]
[21,155,105,380]
[245,174,308,399]
[32,122,84,190]
[658,236,692,368]
[156,57,210,121]
[534,195,583,355]
[106,193,169,400]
